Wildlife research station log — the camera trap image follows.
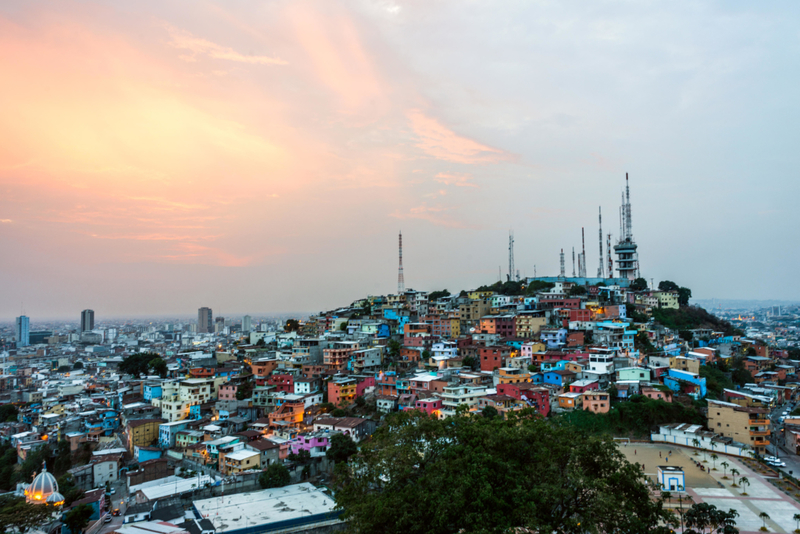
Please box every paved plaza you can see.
[619,442,800,533]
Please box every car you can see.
[108,488,116,495]
[769,461,787,468]
[112,509,121,517]
[104,516,113,524]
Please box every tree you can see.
[235,381,254,401]
[118,352,161,377]
[481,406,499,419]
[259,463,290,489]
[386,339,401,364]
[421,350,431,360]
[658,281,679,292]
[710,453,718,470]
[334,410,674,534]
[355,396,366,408]
[463,356,477,370]
[739,476,750,495]
[0,404,18,423]
[678,287,693,307]
[683,502,739,534]
[255,338,266,347]
[730,468,740,487]
[284,319,300,333]
[428,290,451,301]
[53,439,72,476]
[0,495,56,534]
[631,278,648,291]
[792,512,800,533]
[148,357,167,378]
[327,433,358,464]
[339,321,349,332]
[57,474,85,507]
[332,408,347,417]
[758,512,770,532]
[526,280,554,294]
[720,461,729,479]
[692,438,701,454]
[73,361,83,370]
[63,503,94,534]
[568,285,587,296]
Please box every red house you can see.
[497,383,550,417]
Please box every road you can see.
[95,477,128,534]
[766,400,800,477]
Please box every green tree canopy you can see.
[148,357,167,378]
[526,280,555,294]
[568,285,587,296]
[259,463,290,489]
[678,287,692,306]
[658,280,680,292]
[428,290,451,301]
[118,352,162,377]
[0,404,18,423]
[73,361,83,370]
[63,503,94,534]
[631,278,649,291]
[326,433,358,464]
[335,410,674,534]
[683,502,739,533]
[284,319,300,332]
[0,495,56,534]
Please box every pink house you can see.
[289,433,330,456]
[218,384,238,400]
[569,379,599,394]
[354,375,375,397]
[409,398,442,416]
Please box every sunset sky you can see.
[2,1,799,319]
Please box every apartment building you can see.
[437,385,487,419]
[707,400,770,455]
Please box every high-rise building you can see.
[81,309,95,332]
[242,315,252,333]
[15,315,30,348]
[198,307,213,333]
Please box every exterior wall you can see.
[581,392,610,413]
[708,402,770,454]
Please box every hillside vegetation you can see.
[651,306,741,337]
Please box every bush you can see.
[259,463,290,489]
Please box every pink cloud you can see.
[407,109,514,164]
[164,24,288,65]
[390,204,472,229]
[435,172,478,188]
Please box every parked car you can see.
[112,509,121,517]
[108,488,116,495]
[104,516,113,524]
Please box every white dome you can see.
[25,466,59,504]
[46,491,65,505]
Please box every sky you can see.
[1,0,799,320]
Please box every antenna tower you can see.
[625,173,632,241]
[397,231,405,294]
[597,207,604,278]
[559,249,565,277]
[508,231,515,282]
[572,247,576,277]
[607,234,613,278]
[580,227,587,278]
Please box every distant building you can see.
[80,309,95,333]
[198,307,213,333]
[242,315,252,333]
[15,315,30,347]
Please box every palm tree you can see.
[730,467,740,486]
[793,512,800,533]
[740,476,750,495]
[710,452,719,470]
[692,437,701,455]
[759,511,770,531]
[720,460,729,478]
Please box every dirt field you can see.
[617,442,720,489]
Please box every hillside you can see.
[651,305,741,337]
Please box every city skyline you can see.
[2,1,799,318]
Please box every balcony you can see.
[749,418,769,425]
[750,430,770,437]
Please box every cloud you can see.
[0,219,11,223]
[407,109,514,165]
[390,204,472,229]
[435,172,478,188]
[165,24,288,65]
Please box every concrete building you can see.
[192,483,341,534]
[221,449,261,475]
[80,309,95,333]
[198,307,213,334]
[242,315,252,333]
[15,315,30,348]
[707,400,770,455]
[125,419,166,455]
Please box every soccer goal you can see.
[613,437,631,446]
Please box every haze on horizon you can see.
[1,1,798,320]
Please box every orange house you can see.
[250,359,280,379]
[581,391,610,413]
[641,387,673,403]
[268,401,305,430]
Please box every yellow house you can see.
[468,291,494,300]
[654,291,679,309]
[496,367,531,385]
[450,318,461,338]
[221,449,261,475]
[125,419,165,454]
[558,392,582,410]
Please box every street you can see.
[766,400,800,478]
[95,476,128,534]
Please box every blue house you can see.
[543,370,576,389]
[159,420,190,448]
[144,384,162,401]
[664,369,707,399]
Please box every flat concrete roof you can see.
[193,483,337,532]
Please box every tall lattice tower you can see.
[397,231,405,294]
[508,231,515,282]
[597,207,604,278]
[613,173,639,280]
[560,249,565,277]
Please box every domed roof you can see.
[25,465,59,504]
[46,491,65,505]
